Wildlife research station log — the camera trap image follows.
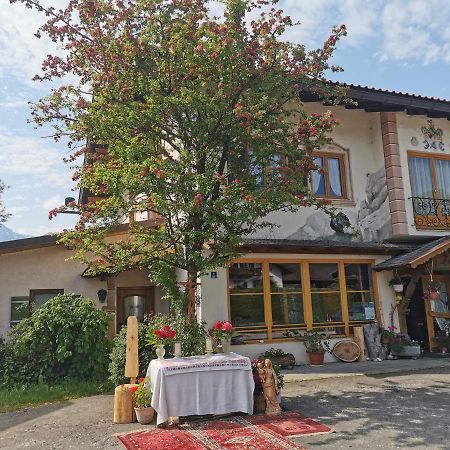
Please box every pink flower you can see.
[213,321,223,331]
[387,326,397,332]
[222,322,232,333]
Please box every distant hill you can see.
[0,224,30,242]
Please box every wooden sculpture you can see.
[114,316,139,424]
[257,359,281,415]
[333,340,361,363]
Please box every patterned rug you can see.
[117,412,332,450]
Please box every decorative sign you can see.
[364,306,376,320]
[210,271,218,279]
[411,137,418,146]
[421,119,445,151]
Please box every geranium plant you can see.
[302,331,331,354]
[133,377,152,409]
[149,325,176,347]
[381,325,397,341]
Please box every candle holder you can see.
[205,337,213,355]
[174,342,182,358]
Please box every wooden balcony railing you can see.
[411,197,450,229]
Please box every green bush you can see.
[109,313,207,386]
[2,293,111,385]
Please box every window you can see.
[29,289,64,311]
[10,296,29,327]
[228,259,378,342]
[311,153,346,199]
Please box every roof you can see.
[301,83,450,120]
[375,236,450,271]
[0,234,58,255]
[241,238,415,255]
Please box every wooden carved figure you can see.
[257,359,281,415]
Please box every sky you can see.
[1,0,450,237]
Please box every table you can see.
[147,352,255,425]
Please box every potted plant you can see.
[211,321,235,353]
[302,331,331,366]
[381,326,397,345]
[132,377,155,424]
[260,348,295,369]
[389,277,404,294]
[428,280,441,300]
[149,324,176,359]
[390,334,421,359]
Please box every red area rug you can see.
[117,412,331,450]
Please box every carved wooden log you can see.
[353,327,367,362]
[113,384,138,424]
[363,323,386,360]
[125,316,139,384]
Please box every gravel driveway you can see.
[2,367,450,449]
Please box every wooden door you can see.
[423,276,450,351]
[116,286,154,333]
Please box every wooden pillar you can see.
[106,276,117,339]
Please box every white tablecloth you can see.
[147,353,255,425]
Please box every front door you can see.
[405,281,429,350]
[423,276,450,351]
[116,286,154,333]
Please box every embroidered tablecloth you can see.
[147,353,255,425]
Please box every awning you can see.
[375,236,450,271]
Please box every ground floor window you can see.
[29,289,64,311]
[228,259,379,342]
[10,296,29,327]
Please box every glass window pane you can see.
[435,159,450,199]
[328,157,343,196]
[309,263,340,291]
[344,264,373,291]
[230,294,265,326]
[271,293,304,325]
[311,292,342,323]
[229,263,263,293]
[124,295,146,322]
[34,292,60,308]
[269,263,301,292]
[312,157,325,195]
[348,292,375,321]
[409,157,434,198]
[10,301,29,322]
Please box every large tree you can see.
[13,0,347,317]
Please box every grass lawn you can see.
[0,380,113,413]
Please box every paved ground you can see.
[2,366,450,449]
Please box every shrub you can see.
[3,293,110,385]
[109,313,207,386]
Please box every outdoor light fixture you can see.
[97,288,107,303]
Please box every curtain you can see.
[409,157,434,197]
[435,159,450,199]
[312,156,325,195]
[328,157,342,196]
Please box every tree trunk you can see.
[363,323,386,360]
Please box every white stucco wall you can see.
[200,253,398,364]
[397,113,450,238]
[0,244,166,339]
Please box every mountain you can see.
[0,224,30,242]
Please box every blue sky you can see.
[1,0,450,236]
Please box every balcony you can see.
[411,197,450,230]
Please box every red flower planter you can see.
[308,351,325,366]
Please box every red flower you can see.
[129,386,138,393]
[163,325,171,332]
[222,321,232,333]
[138,377,144,384]
[166,330,176,339]
[213,321,223,331]
[154,329,165,339]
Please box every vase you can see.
[221,336,231,353]
[308,351,325,366]
[134,407,155,425]
[156,344,165,360]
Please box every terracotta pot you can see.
[429,291,440,300]
[134,407,155,425]
[381,336,391,345]
[308,351,325,366]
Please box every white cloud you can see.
[42,194,64,210]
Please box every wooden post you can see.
[353,326,367,362]
[125,316,139,384]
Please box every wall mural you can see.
[285,167,392,242]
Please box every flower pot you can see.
[381,336,391,345]
[221,336,231,353]
[134,407,155,425]
[156,344,165,359]
[269,354,296,369]
[429,291,440,300]
[308,351,325,366]
[391,345,421,359]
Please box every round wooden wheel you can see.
[333,340,361,362]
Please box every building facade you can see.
[2,85,450,363]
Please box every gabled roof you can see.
[301,83,450,120]
[375,236,450,271]
[0,234,58,255]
